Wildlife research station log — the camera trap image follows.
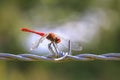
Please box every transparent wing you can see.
[54,34,83,52]
[31,35,47,50]
[58,38,83,52]
[70,41,83,51]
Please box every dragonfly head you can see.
[55,37,61,43]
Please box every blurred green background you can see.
[0,0,120,80]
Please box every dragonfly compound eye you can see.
[55,37,61,43]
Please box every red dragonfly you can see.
[21,28,61,50]
[21,28,82,52]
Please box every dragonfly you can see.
[21,28,82,56]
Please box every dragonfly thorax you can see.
[46,33,61,43]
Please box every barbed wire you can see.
[0,40,120,61]
[0,53,120,61]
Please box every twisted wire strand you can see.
[0,53,120,61]
[1,41,120,61]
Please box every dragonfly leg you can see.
[48,43,56,57]
[52,42,60,57]
[48,42,60,58]
[48,40,72,60]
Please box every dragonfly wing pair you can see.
[31,35,47,50]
